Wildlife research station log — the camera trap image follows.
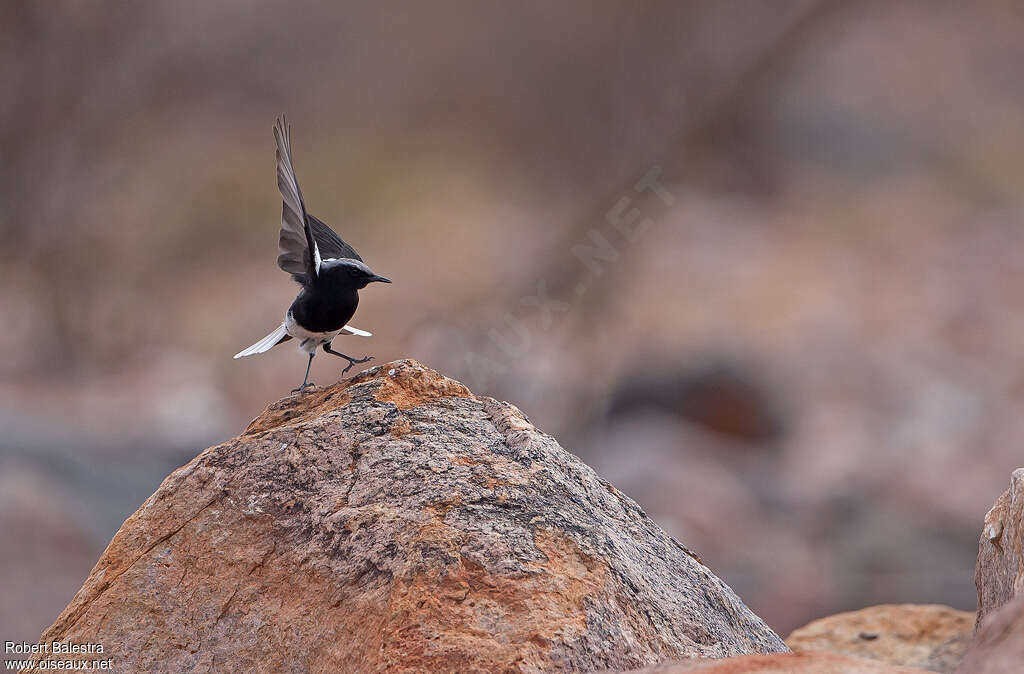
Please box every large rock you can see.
[624,652,930,672]
[956,596,1024,674]
[30,360,786,673]
[975,468,1024,626]
[960,470,1024,674]
[786,604,974,673]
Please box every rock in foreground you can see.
[33,360,787,673]
[624,652,930,673]
[956,596,1024,674]
[786,604,974,673]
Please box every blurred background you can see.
[3,0,1024,643]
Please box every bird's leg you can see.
[291,352,316,393]
[323,343,373,377]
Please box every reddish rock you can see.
[29,360,786,673]
[786,604,974,673]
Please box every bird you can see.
[234,116,391,392]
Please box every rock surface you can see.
[786,604,974,673]
[623,652,930,673]
[975,468,1024,626]
[30,360,787,673]
[956,596,1024,674]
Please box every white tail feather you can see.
[234,323,288,359]
[341,324,371,337]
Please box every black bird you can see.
[234,117,391,391]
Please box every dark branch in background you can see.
[554,0,850,330]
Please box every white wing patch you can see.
[312,237,322,275]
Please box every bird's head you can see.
[321,258,392,289]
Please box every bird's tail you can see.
[234,323,289,359]
[341,325,372,337]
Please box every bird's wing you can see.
[307,214,362,262]
[274,116,321,280]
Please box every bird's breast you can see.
[287,287,359,334]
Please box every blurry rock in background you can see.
[0,465,98,644]
[604,361,785,444]
[0,413,195,642]
[3,0,1024,639]
[786,604,975,673]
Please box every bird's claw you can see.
[291,382,316,394]
[340,355,373,377]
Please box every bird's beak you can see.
[369,274,392,284]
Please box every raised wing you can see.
[307,214,362,262]
[274,116,320,280]
[273,117,362,284]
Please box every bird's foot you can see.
[340,355,373,377]
[291,382,316,394]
